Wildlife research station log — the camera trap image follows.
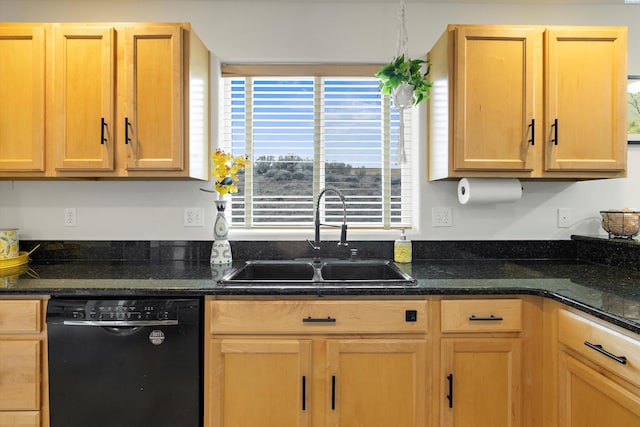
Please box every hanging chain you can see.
[395,0,408,58]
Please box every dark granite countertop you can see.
[2,257,640,334]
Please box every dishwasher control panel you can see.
[69,303,175,321]
[46,299,189,325]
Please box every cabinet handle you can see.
[584,341,627,365]
[528,118,535,146]
[469,314,503,321]
[331,375,336,410]
[302,375,306,411]
[551,118,558,145]
[303,316,336,323]
[125,117,132,144]
[446,373,454,408]
[101,118,107,145]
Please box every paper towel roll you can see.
[457,178,522,205]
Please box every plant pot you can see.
[392,82,415,109]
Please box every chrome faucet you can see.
[308,187,348,251]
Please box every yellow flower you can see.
[211,149,249,197]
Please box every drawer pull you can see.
[469,314,503,321]
[446,373,454,408]
[584,341,627,365]
[303,316,336,323]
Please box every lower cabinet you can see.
[209,339,312,427]
[326,339,426,426]
[557,308,640,426]
[205,299,429,427]
[0,299,47,427]
[558,351,640,426]
[439,298,525,427]
[440,338,521,427]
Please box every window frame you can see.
[220,63,414,231]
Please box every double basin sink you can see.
[219,259,416,287]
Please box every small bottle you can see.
[394,229,412,263]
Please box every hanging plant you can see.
[375,54,432,106]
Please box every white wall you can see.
[1,0,639,241]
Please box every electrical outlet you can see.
[432,207,453,227]
[184,207,204,227]
[64,208,77,227]
[557,208,571,228]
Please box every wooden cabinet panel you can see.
[0,300,41,334]
[441,338,521,427]
[559,351,640,427]
[123,25,183,172]
[452,27,538,173]
[0,340,40,411]
[558,309,640,389]
[0,25,45,172]
[441,299,522,333]
[210,300,428,335]
[208,339,311,427]
[326,339,427,427]
[0,411,39,427]
[53,26,115,171]
[545,27,627,172]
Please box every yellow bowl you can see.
[0,251,30,269]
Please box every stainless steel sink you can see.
[219,259,416,287]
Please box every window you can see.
[221,65,412,230]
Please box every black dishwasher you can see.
[46,297,202,427]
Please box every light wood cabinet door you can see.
[0,25,45,172]
[558,351,640,427]
[326,339,427,427]
[0,340,40,411]
[545,27,627,172]
[453,26,539,173]
[441,338,521,427]
[208,339,312,427]
[123,25,184,172]
[52,25,115,171]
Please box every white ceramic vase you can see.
[210,200,232,265]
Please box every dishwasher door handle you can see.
[62,319,179,327]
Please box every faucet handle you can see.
[307,239,320,251]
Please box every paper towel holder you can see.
[457,178,524,205]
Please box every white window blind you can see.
[222,72,412,229]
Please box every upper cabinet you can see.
[53,25,115,172]
[0,25,46,173]
[427,24,627,180]
[0,22,210,179]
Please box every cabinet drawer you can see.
[558,309,640,388]
[210,300,428,334]
[441,299,522,333]
[0,411,39,427]
[0,300,41,334]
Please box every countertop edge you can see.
[3,284,638,335]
